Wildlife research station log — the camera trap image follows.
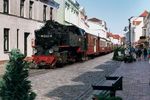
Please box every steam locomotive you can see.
[31,20,112,68]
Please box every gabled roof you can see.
[113,34,120,40]
[107,32,113,37]
[88,18,102,24]
[139,10,149,17]
[133,21,142,26]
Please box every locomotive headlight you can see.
[49,49,54,54]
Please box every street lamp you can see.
[123,16,134,54]
[128,16,134,53]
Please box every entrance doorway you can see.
[24,32,30,56]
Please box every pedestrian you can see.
[148,47,150,63]
[137,48,142,61]
[143,48,148,61]
[135,47,138,59]
[131,47,136,60]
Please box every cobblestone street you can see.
[1,53,150,100]
[30,53,121,100]
[114,60,150,100]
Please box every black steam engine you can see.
[31,20,86,68]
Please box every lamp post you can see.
[128,16,134,53]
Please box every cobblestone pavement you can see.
[30,53,121,100]
[112,60,150,100]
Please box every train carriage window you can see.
[79,28,85,36]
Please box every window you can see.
[20,0,25,17]
[43,5,47,21]
[29,1,33,19]
[4,28,9,52]
[3,0,9,14]
[17,29,19,48]
[50,7,53,20]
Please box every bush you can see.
[0,49,36,100]
[116,56,124,61]
[113,46,125,61]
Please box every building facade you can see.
[64,0,79,26]
[125,11,149,47]
[54,0,65,24]
[87,18,107,38]
[143,12,150,45]
[0,0,59,61]
[130,17,144,44]
[78,7,89,32]
[55,0,80,26]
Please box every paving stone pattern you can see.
[113,61,150,100]
[30,53,121,100]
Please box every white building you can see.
[78,7,89,32]
[143,11,150,38]
[87,18,107,38]
[0,0,59,61]
[107,32,122,45]
[54,0,80,26]
[130,17,144,44]
[126,11,149,46]
[64,0,80,26]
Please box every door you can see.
[24,32,30,56]
[94,38,97,52]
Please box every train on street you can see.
[31,20,113,68]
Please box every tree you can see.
[0,49,36,100]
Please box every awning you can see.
[40,0,59,9]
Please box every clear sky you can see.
[77,0,150,35]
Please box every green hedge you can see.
[124,55,136,63]
[113,46,125,61]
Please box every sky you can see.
[76,0,150,35]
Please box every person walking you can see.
[148,47,150,63]
[143,48,148,61]
[137,48,142,61]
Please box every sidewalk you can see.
[114,60,150,100]
[0,61,6,77]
